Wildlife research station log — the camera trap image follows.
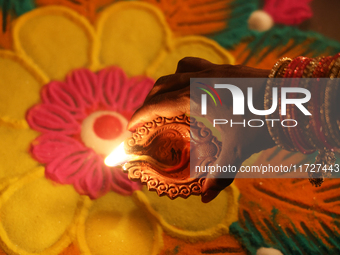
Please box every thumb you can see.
[176,57,216,73]
[127,88,190,131]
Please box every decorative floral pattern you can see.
[27,67,152,199]
[0,2,237,255]
[2,1,337,254]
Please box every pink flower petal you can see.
[82,159,112,199]
[27,104,80,135]
[122,76,154,111]
[98,67,154,114]
[31,133,84,164]
[264,0,312,25]
[45,149,92,183]
[65,69,100,111]
[46,150,113,199]
[41,80,87,120]
[98,67,128,111]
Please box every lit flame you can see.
[104,141,129,167]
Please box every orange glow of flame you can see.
[104,142,129,167]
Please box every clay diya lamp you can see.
[123,115,222,199]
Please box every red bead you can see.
[93,114,123,140]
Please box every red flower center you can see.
[93,114,123,140]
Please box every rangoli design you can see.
[1,0,339,254]
[27,67,150,199]
[0,2,238,255]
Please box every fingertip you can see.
[127,106,152,131]
[176,57,215,73]
[201,177,214,194]
[127,115,140,131]
[127,122,143,132]
[201,175,235,202]
[200,177,221,203]
[201,189,220,203]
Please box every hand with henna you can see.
[127,57,276,203]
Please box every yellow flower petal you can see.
[0,51,47,121]
[134,185,239,242]
[0,168,82,255]
[77,192,163,255]
[0,123,39,181]
[97,2,171,76]
[147,36,235,79]
[13,6,98,81]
